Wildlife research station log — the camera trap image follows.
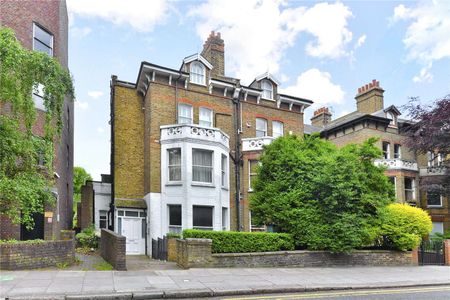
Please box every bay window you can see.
[221,154,227,187]
[404,177,415,202]
[168,148,181,182]
[168,205,182,234]
[193,206,213,230]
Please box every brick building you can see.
[110,32,313,254]
[307,80,449,234]
[0,0,73,240]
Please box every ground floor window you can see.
[222,207,227,230]
[431,222,444,235]
[404,177,415,202]
[193,206,213,230]
[99,210,107,229]
[168,205,182,234]
[427,191,442,207]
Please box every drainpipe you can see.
[232,87,242,231]
[108,76,116,232]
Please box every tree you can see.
[250,134,395,253]
[0,27,74,229]
[403,95,450,196]
[73,166,92,203]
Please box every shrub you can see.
[182,229,294,253]
[166,232,181,239]
[0,239,45,245]
[378,203,432,251]
[75,225,99,248]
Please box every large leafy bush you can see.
[182,229,294,253]
[377,203,432,251]
[75,225,99,249]
[250,135,395,253]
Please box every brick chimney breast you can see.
[201,31,225,77]
[355,79,384,114]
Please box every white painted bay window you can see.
[256,118,267,137]
[222,207,228,231]
[192,149,213,183]
[221,154,227,187]
[168,148,181,182]
[273,121,284,138]
[178,104,192,124]
[199,107,213,127]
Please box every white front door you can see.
[122,218,141,254]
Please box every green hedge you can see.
[182,229,294,253]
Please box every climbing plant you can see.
[0,27,74,229]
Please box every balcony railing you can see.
[242,137,275,152]
[374,159,418,172]
[160,124,229,148]
[420,165,447,176]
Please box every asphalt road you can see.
[221,286,450,300]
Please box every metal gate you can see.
[418,240,444,265]
[151,235,167,260]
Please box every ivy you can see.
[0,27,74,229]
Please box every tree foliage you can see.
[0,27,74,229]
[250,134,395,253]
[73,166,92,202]
[403,95,450,196]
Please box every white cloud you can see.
[281,68,345,105]
[88,91,104,99]
[392,1,450,83]
[189,0,355,83]
[75,100,89,110]
[67,0,169,32]
[70,26,92,38]
[355,34,366,49]
[97,127,105,133]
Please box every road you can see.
[222,286,450,300]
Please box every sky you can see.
[67,0,450,180]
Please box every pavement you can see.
[0,266,449,299]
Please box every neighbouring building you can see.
[110,31,313,254]
[77,174,112,231]
[307,80,449,234]
[0,0,73,240]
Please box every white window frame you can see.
[192,149,214,184]
[178,103,193,124]
[261,80,273,100]
[273,121,284,138]
[167,148,182,183]
[248,160,259,192]
[404,177,416,202]
[99,210,107,229]
[382,141,390,159]
[221,154,227,188]
[222,207,228,231]
[394,144,401,159]
[33,23,53,56]
[427,191,443,208]
[199,107,213,127]
[168,204,182,234]
[256,118,267,137]
[32,83,46,111]
[190,62,206,85]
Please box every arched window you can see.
[261,80,273,99]
[386,112,396,126]
[190,62,206,85]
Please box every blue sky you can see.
[67,0,450,180]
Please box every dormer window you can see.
[261,80,273,100]
[190,62,206,85]
[386,111,396,126]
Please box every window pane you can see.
[169,205,181,226]
[222,207,227,230]
[427,192,441,206]
[178,104,192,124]
[33,39,52,55]
[141,219,146,238]
[199,107,213,127]
[190,62,205,85]
[192,149,213,183]
[168,148,181,181]
[261,80,273,99]
[382,142,390,159]
[256,118,267,137]
[221,155,227,186]
[118,218,122,233]
[394,144,401,159]
[34,24,52,47]
[273,121,283,138]
[193,206,213,228]
[118,211,124,216]
[125,211,139,217]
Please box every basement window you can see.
[193,206,213,230]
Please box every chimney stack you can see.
[311,107,332,128]
[201,31,225,77]
[355,79,384,114]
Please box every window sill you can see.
[261,97,275,102]
[427,205,443,208]
[189,82,207,87]
[166,182,183,186]
[191,182,215,188]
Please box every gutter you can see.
[108,75,117,231]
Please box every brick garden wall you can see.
[100,229,126,270]
[0,232,75,270]
[176,238,416,269]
